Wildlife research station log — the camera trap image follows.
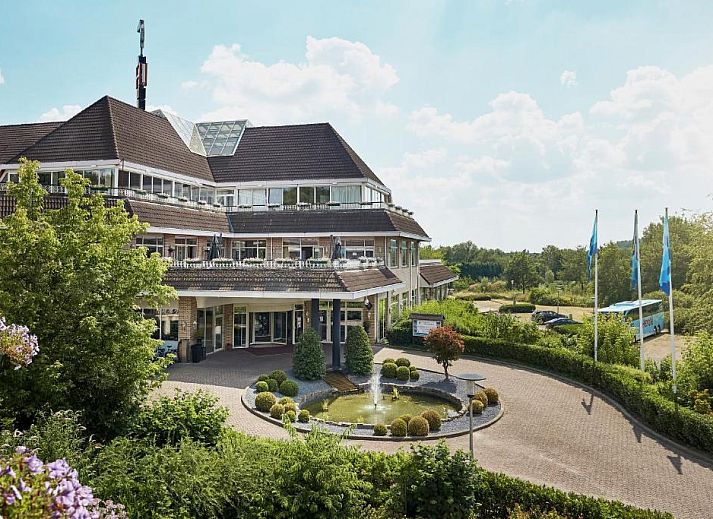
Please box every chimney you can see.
[136,19,148,110]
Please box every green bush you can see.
[345,325,374,375]
[576,315,638,366]
[499,303,536,314]
[398,414,412,425]
[286,410,297,422]
[471,399,485,414]
[255,381,269,393]
[131,390,229,447]
[373,423,387,436]
[455,293,492,301]
[255,392,277,412]
[279,379,299,397]
[256,374,270,383]
[270,369,289,385]
[484,387,499,405]
[395,358,411,367]
[298,409,310,423]
[396,366,411,381]
[270,403,285,419]
[407,415,429,436]
[266,378,279,392]
[283,402,298,414]
[383,358,395,364]
[409,370,420,381]
[381,362,398,378]
[474,390,488,406]
[390,418,407,437]
[421,409,442,431]
[278,396,294,405]
[293,328,326,381]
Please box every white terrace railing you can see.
[167,257,385,270]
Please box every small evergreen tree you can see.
[345,325,373,375]
[293,328,325,380]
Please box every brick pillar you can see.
[365,295,377,343]
[310,298,320,334]
[332,299,342,370]
[178,296,198,342]
[223,303,234,350]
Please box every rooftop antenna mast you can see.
[136,19,148,110]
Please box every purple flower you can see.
[26,454,44,474]
[47,458,71,479]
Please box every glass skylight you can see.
[152,110,207,156]
[196,120,249,156]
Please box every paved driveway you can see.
[158,347,713,519]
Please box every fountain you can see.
[369,371,381,408]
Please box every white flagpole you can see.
[665,208,677,395]
[635,210,645,371]
[594,209,599,363]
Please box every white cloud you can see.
[560,70,577,87]
[0,68,4,85]
[387,65,713,248]
[38,104,82,122]
[192,36,399,124]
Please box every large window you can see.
[135,235,164,256]
[364,186,384,203]
[331,185,361,204]
[316,186,330,204]
[199,188,215,205]
[232,240,267,260]
[216,189,235,207]
[388,239,398,268]
[282,238,323,260]
[174,237,198,260]
[343,239,375,259]
[410,241,417,266]
[299,186,315,204]
[238,188,266,206]
[400,240,408,267]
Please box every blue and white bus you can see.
[598,299,665,340]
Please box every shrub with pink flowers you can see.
[0,318,38,369]
[0,446,125,518]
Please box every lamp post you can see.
[455,372,487,460]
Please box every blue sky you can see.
[2,1,712,249]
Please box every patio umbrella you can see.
[331,236,342,260]
[208,234,221,260]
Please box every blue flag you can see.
[631,211,639,290]
[659,211,672,295]
[587,211,598,280]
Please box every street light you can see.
[455,372,487,459]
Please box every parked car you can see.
[544,317,581,329]
[532,310,567,324]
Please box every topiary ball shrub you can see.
[390,418,407,437]
[383,358,395,365]
[409,370,420,381]
[283,402,298,414]
[345,325,374,375]
[255,392,277,412]
[270,370,288,385]
[373,423,387,436]
[398,414,412,425]
[298,409,310,423]
[256,374,270,383]
[278,396,294,405]
[270,403,285,419]
[286,410,297,422]
[381,362,398,378]
[279,379,299,397]
[396,358,411,367]
[474,390,488,407]
[293,328,326,381]
[266,378,279,392]
[408,415,430,436]
[470,399,484,415]
[396,366,411,381]
[255,381,269,393]
[484,387,499,405]
[421,409,442,431]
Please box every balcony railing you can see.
[168,257,385,270]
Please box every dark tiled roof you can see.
[0,193,73,217]
[227,209,429,238]
[0,122,62,163]
[125,200,230,233]
[208,123,384,185]
[163,266,401,294]
[419,263,458,286]
[9,97,213,182]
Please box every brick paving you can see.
[157,346,713,519]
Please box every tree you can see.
[293,328,325,380]
[419,245,444,260]
[576,314,638,366]
[540,245,563,277]
[559,247,588,291]
[504,251,540,292]
[344,325,373,375]
[0,159,174,438]
[424,326,464,380]
[597,243,631,306]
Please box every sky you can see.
[1,0,713,250]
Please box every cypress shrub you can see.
[293,328,326,381]
[345,325,374,375]
[266,378,279,392]
[381,362,398,378]
[279,380,299,397]
[396,366,411,381]
[407,416,430,436]
[390,418,407,437]
[270,403,285,419]
[373,423,387,436]
[255,392,277,412]
[421,410,442,431]
[270,369,288,385]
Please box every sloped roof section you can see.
[419,263,458,286]
[208,123,384,185]
[337,267,401,292]
[0,122,62,163]
[125,200,230,233]
[227,209,429,239]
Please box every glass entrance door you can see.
[254,312,271,343]
[214,315,223,351]
[204,308,214,354]
[234,307,247,348]
[273,312,287,343]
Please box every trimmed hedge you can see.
[390,418,407,437]
[499,303,536,314]
[255,381,269,393]
[279,380,299,397]
[255,392,277,412]
[396,366,411,381]
[381,362,398,378]
[373,423,387,436]
[270,370,288,385]
[408,416,430,436]
[421,410,442,431]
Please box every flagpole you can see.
[594,209,599,363]
[665,207,677,396]
[635,210,645,371]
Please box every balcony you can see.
[167,257,385,271]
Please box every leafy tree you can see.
[419,245,443,260]
[293,328,325,380]
[424,326,464,380]
[597,243,631,306]
[0,159,173,438]
[344,325,373,375]
[558,247,588,291]
[678,333,713,394]
[540,245,564,277]
[504,251,540,292]
[576,315,638,366]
